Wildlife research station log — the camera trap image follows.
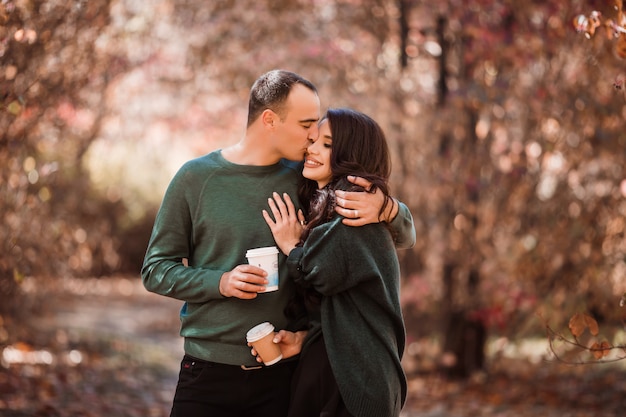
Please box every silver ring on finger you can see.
[354,209,359,218]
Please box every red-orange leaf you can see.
[568,313,599,337]
[590,341,612,359]
[568,313,585,337]
[585,314,600,336]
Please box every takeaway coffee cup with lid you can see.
[246,246,279,292]
[246,322,283,366]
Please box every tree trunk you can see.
[441,267,486,378]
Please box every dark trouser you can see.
[170,354,296,417]
[287,336,354,417]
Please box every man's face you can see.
[273,84,320,162]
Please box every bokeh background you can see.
[1,0,625,416]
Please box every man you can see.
[142,70,415,417]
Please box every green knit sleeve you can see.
[141,163,225,302]
[390,201,416,250]
[295,218,394,296]
[286,246,305,280]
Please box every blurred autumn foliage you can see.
[574,0,626,59]
[2,0,626,384]
[1,0,124,315]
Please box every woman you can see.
[263,108,407,417]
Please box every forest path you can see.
[2,276,624,417]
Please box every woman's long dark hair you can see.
[298,107,393,242]
[286,108,395,322]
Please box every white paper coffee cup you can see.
[246,246,279,292]
[246,322,282,366]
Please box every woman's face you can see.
[302,119,333,188]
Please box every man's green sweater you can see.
[142,151,302,366]
[287,215,407,417]
[142,150,415,367]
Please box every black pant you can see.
[170,354,296,417]
[287,336,354,417]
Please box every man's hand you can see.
[335,176,398,226]
[219,265,268,299]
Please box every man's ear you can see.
[261,109,277,128]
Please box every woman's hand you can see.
[262,192,305,255]
[248,330,307,362]
[274,329,306,359]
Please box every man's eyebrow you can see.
[299,118,319,124]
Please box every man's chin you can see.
[285,154,306,162]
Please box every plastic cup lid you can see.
[246,246,279,258]
[246,322,275,343]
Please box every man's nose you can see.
[307,123,319,140]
